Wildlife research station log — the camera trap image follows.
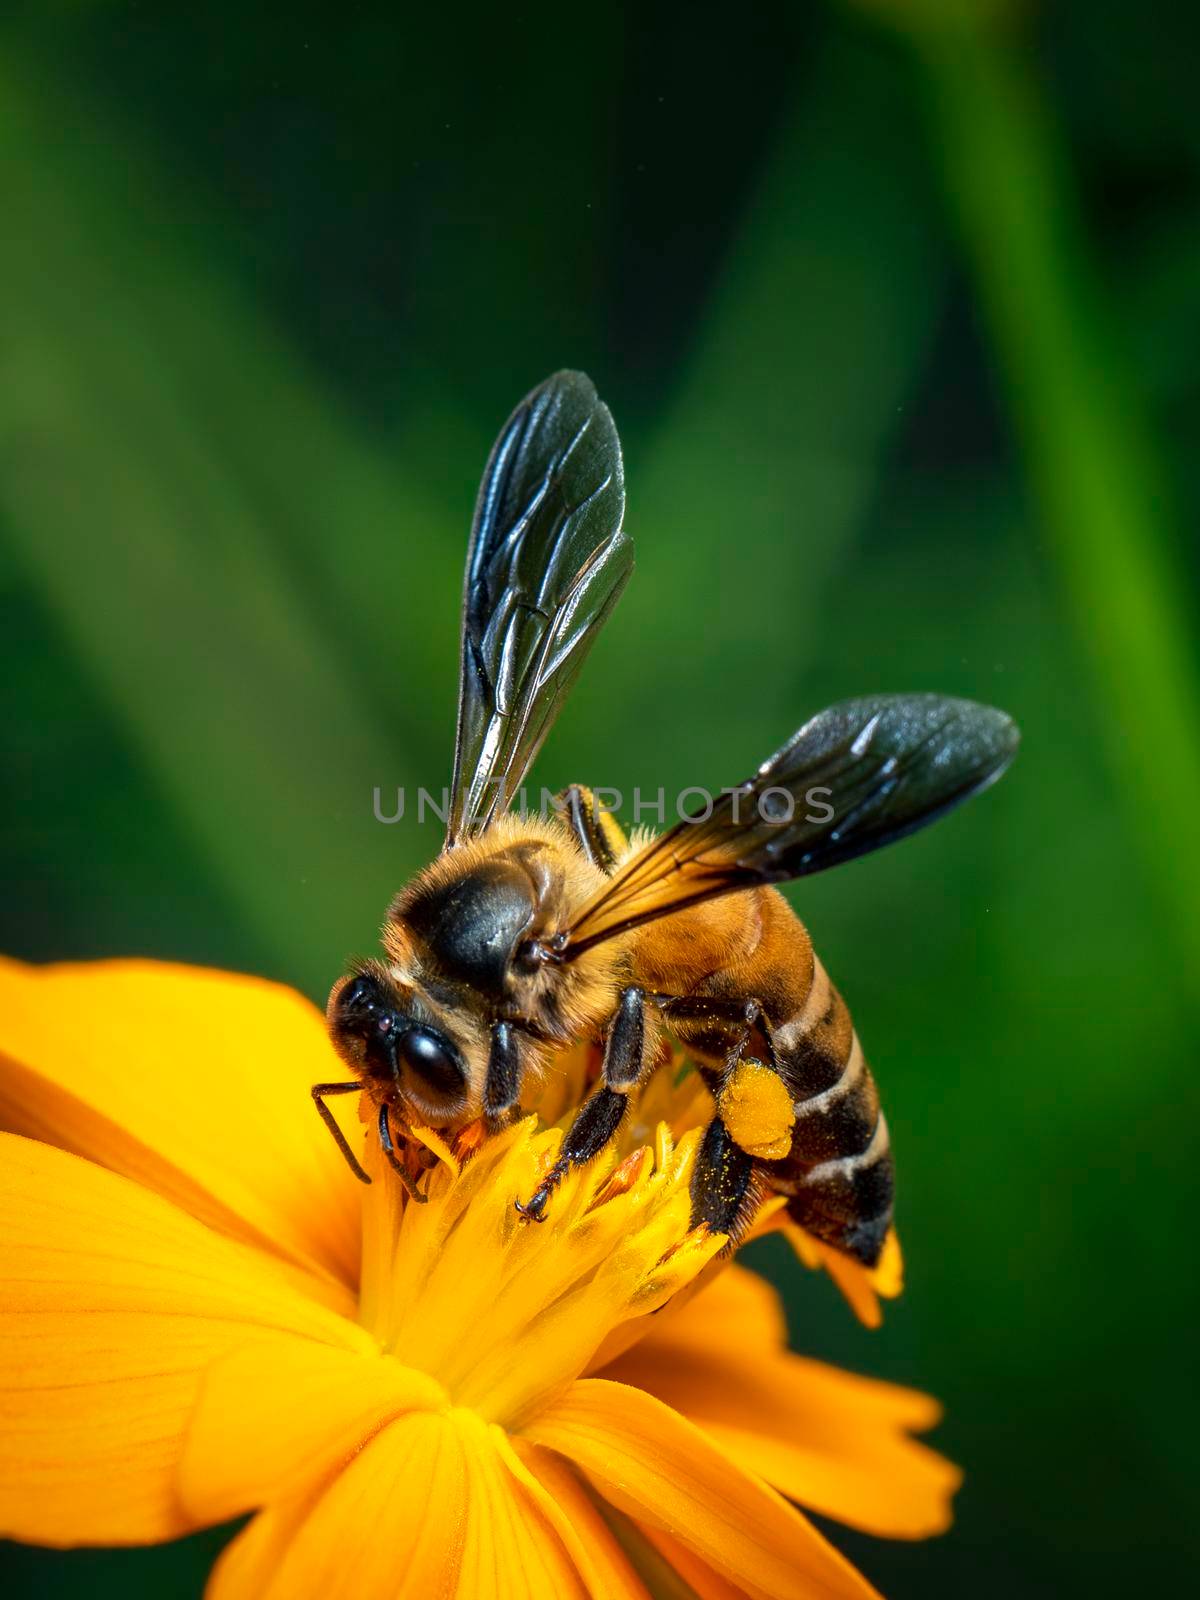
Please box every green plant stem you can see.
[904,17,1200,983]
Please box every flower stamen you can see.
[357,1113,724,1429]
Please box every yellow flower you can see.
[0,956,960,1598]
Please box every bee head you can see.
[326,965,471,1126]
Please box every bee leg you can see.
[516,985,654,1221]
[515,1086,630,1221]
[657,994,780,1074]
[555,784,626,873]
[378,1101,428,1204]
[689,1115,760,1246]
[722,997,778,1071]
[483,1020,523,1133]
[311,1081,371,1185]
[658,994,784,1243]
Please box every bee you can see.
[316,371,1018,1264]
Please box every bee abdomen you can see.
[784,1121,894,1267]
[769,960,894,1265]
[786,1032,880,1163]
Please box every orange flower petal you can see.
[0,1133,369,1547]
[523,1379,879,1600]
[206,1410,591,1600]
[179,1340,447,1526]
[507,1437,651,1600]
[205,1500,305,1600]
[0,957,360,1291]
[541,1497,740,1600]
[606,1267,960,1538]
[781,1223,904,1329]
[641,1262,788,1352]
[206,1411,468,1600]
[455,1410,589,1599]
[637,1524,752,1600]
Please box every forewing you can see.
[564,694,1019,953]
[446,371,631,845]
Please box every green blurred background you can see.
[2,0,1197,1594]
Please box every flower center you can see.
[356,1088,723,1429]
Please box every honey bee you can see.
[317,371,1018,1264]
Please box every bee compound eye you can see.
[397,1026,467,1103]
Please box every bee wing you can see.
[564,694,1019,954]
[445,371,632,847]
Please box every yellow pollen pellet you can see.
[717,1060,796,1161]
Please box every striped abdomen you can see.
[632,884,894,1266]
[766,956,893,1265]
